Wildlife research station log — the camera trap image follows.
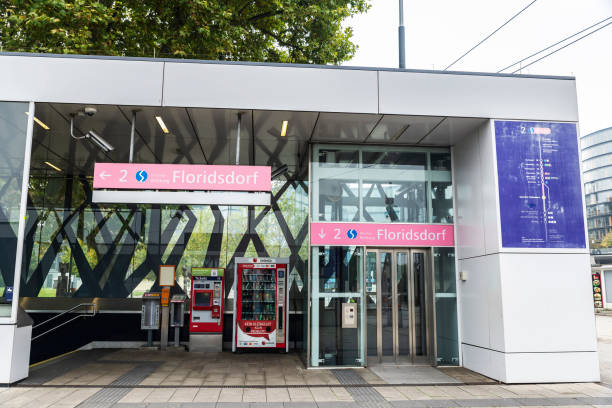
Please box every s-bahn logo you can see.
[136,170,148,183]
[347,229,358,239]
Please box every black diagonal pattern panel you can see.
[21,176,308,307]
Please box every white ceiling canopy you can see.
[31,102,485,178]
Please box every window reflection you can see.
[313,145,452,224]
[318,179,359,221]
[362,181,427,222]
[431,182,453,223]
[362,151,426,170]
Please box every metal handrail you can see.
[32,303,97,341]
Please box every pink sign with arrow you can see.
[310,222,454,247]
[93,163,271,191]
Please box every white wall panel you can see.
[0,56,164,106]
[458,254,505,350]
[379,71,578,121]
[163,63,379,113]
[478,121,501,253]
[499,253,598,352]
[453,132,485,259]
[9,326,31,383]
[0,325,15,383]
[462,344,507,383]
[504,352,600,383]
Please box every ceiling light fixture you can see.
[280,120,288,137]
[155,116,170,134]
[392,124,410,142]
[44,161,62,172]
[86,130,115,152]
[25,112,50,130]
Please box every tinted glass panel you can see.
[0,102,29,318]
[362,151,427,169]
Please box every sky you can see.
[343,0,612,136]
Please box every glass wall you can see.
[433,247,459,365]
[0,102,30,318]
[312,145,453,223]
[311,246,364,366]
[21,175,309,312]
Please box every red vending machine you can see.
[189,267,224,352]
[232,257,289,352]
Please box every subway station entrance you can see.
[366,248,432,366]
[3,53,594,385]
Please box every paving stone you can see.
[218,388,244,402]
[281,402,318,408]
[112,404,147,408]
[353,402,393,408]
[455,398,521,407]
[316,402,360,408]
[178,403,216,408]
[215,403,250,408]
[576,396,612,405]
[248,403,284,408]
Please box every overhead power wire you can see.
[444,0,538,70]
[509,18,612,73]
[498,16,612,73]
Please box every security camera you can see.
[84,107,97,116]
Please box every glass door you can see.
[366,248,432,365]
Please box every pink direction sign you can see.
[310,222,454,247]
[93,163,271,191]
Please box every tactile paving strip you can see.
[75,361,161,407]
[332,369,390,406]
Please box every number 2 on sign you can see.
[334,228,340,239]
[119,169,127,182]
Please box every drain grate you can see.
[332,369,390,406]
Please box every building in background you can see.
[581,127,612,246]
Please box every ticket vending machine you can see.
[189,267,224,352]
[233,257,289,352]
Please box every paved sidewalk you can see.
[1,315,611,407]
[597,314,612,387]
[3,382,612,407]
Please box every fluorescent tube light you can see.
[155,116,170,134]
[280,120,288,137]
[25,112,50,130]
[87,130,115,152]
[44,161,62,172]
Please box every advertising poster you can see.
[495,121,586,248]
[592,272,603,309]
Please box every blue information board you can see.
[495,120,586,248]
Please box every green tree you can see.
[0,0,370,64]
[600,230,612,248]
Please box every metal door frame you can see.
[365,247,433,365]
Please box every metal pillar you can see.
[398,0,406,69]
[129,111,136,163]
[235,112,242,165]
[160,305,169,350]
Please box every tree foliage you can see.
[600,230,612,248]
[0,0,370,64]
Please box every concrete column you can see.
[453,119,599,383]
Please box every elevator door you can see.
[365,248,432,365]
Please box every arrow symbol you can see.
[318,229,326,239]
[100,171,111,180]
